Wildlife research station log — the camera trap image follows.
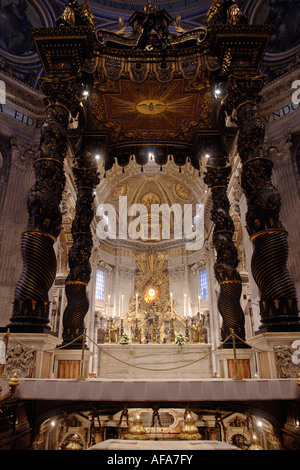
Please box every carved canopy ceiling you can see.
[30,2,272,173]
[105,80,198,130]
[87,77,215,149]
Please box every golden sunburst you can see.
[144,283,160,304]
[104,80,198,130]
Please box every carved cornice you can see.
[31,26,95,78]
[209,25,272,76]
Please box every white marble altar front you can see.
[88,439,240,450]
[97,344,212,379]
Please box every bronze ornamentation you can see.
[225,75,299,331]
[204,164,246,344]
[10,79,80,331]
[62,142,100,347]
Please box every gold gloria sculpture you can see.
[178,412,202,440]
[121,250,185,343]
[124,414,149,440]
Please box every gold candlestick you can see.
[191,320,199,343]
[132,318,140,343]
[170,318,175,343]
[110,320,117,343]
[198,324,205,343]
[104,320,110,343]
[120,318,124,337]
[185,318,190,342]
[150,318,157,343]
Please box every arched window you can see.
[95,269,105,300]
[199,268,208,300]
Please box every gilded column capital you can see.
[225,75,265,113]
[40,77,81,117]
[203,164,231,189]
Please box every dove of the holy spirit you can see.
[136,99,167,115]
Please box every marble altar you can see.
[97,343,212,379]
[88,439,240,450]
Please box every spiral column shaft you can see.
[204,164,246,346]
[10,79,79,331]
[62,143,100,347]
[226,75,299,332]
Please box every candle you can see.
[198,294,201,312]
[136,293,138,317]
[184,294,187,317]
[121,294,124,318]
[170,292,173,317]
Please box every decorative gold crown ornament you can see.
[178,413,202,440]
[124,414,149,440]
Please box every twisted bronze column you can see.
[10,78,80,332]
[62,142,100,347]
[226,75,299,332]
[204,163,246,345]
